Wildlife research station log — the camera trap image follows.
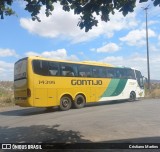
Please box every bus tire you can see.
[73,94,86,109]
[129,91,136,102]
[60,96,72,111]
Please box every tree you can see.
[0,0,159,32]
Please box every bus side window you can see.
[99,68,107,78]
[61,64,77,77]
[127,69,135,79]
[79,72,85,77]
[116,69,121,78]
[48,62,59,76]
[92,67,106,78]
[120,69,127,79]
[92,67,99,77]
[78,65,92,77]
[33,60,49,76]
[106,68,115,78]
[116,68,126,78]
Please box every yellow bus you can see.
[14,56,145,111]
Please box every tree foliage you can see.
[0,0,159,32]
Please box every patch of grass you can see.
[0,96,15,107]
[0,81,14,107]
[145,83,160,99]
[145,89,160,99]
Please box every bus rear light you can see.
[27,88,31,97]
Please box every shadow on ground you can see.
[0,99,137,117]
[0,124,160,152]
[85,99,131,108]
[0,107,60,116]
[0,124,90,143]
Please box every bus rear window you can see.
[14,59,27,81]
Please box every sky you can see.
[0,1,160,81]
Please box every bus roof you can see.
[27,56,114,67]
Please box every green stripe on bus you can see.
[101,79,127,97]
[101,79,120,97]
[110,79,127,96]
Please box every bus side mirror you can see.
[143,77,148,83]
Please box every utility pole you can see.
[143,6,151,90]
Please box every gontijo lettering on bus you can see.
[71,80,102,85]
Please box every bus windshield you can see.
[135,70,144,88]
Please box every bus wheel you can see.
[129,91,136,102]
[73,94,86,109]
[60,96,72,111]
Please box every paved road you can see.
[0,99,160,151]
